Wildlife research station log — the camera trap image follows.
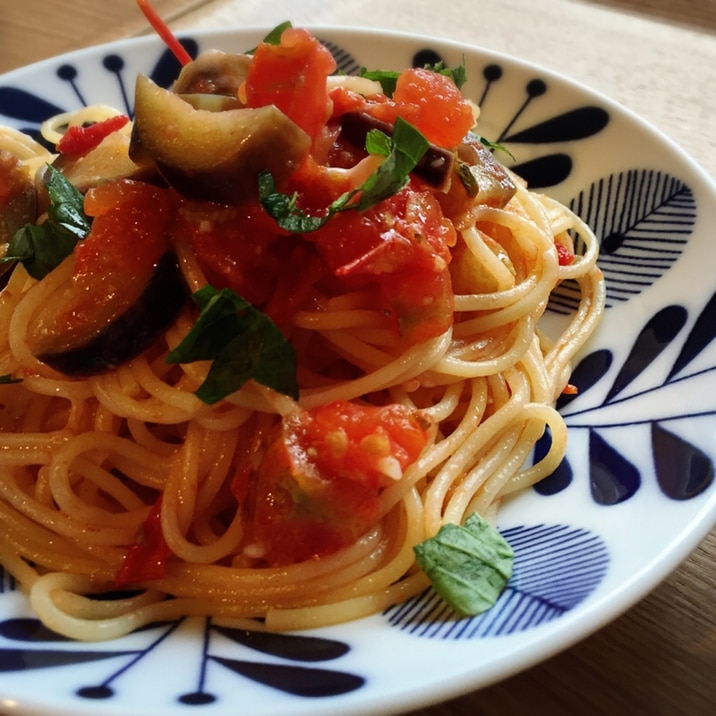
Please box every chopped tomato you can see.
[303,184,457,343]
[56,114,130,157]
[329,85,384,117]
[244,27,336,146]
[344,68,474,149]
[80,179,174,278]
[555,238,575,265]
[174,198,288,308]
[114,498,171,586]
[392,68,474,147]
[245,401,431,565]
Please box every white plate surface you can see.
[0,26,715,716]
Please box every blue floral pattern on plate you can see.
[0,27,715,716]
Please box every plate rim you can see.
[0,24,715,716]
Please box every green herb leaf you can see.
[246,21,293,53]
[166,285,298,405]
[413,513,514,616]
[359,61,467,95]
[476,134,515,161]
[358,67,400,96]
[364,128,392,158]
[261,20,292,46]
[353,117,428,211]
[0,374,22,385]
[45,165,92,240]
[257,172,331,233]
[422,60,468,89]
[259,117,429,232]
[1,165,91,280]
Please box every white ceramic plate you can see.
[1,26,715,716]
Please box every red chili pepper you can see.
[136,0,193,67]
[114,498,171,587]
[56,114,130,158]
[555,239,575,266]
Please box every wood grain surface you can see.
[1,1,715,715]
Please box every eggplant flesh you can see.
[172,50,251,97]
[130,74,311,204]
[339,112,455,191]
[0,150,36,244]
[456,134,517,208]
[31,253,186,376]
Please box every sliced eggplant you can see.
[455,134,517,208]
[172,50,251,97]
[0,149,36,244]
[437,134,517,221]
[27,253,186,376]
[130,74,311,204]
[339,111,455,191]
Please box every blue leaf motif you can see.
[213,625,350,661]
[551,170,696,313]
[211,657,365,697]
[571,169,695,307]
[667,290,716,381]
[589,429,640,505]
[322,39,362,75]
[384,525,608,638]
[606,305,687,401]
[0,647,135,672]
[148,39,199,89]
[504,106,609,144]
[0,618,70,642]
[0,87,64,123]
[532,427,573,495]
[511,153,573,189]
[557,348,614,410]
[652,422,714,500]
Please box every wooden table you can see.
[2,1,715,714]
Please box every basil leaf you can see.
[422,60,468,89]
[353,117,429,211]
[0,374,22,385]
[476,133,515,161]
[358,67,400,96]
[260,117,429,232]
[261,20,292,46]
[364,128,392,158]
[2,165,91,280]
[413,513,514,616]
[45,165,92,241]
[167,285,298,405]
[245,21,292,54]
[359,61,467,95]
[257,172,331,233]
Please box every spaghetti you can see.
[0,27,604,640]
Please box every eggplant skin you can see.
[38,253,186,376]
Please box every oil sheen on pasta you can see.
[0,26,605,640]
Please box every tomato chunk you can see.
[303,184,457,343]
[392,68,475,147]
[114,498,171,586]
[244,27,336,146]
[26,179,184,374]
[80,179,174,278]
[245,401,431,565]
[345,68,474,148]
[174,198,288,308]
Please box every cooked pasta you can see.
[0,25,604,640]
